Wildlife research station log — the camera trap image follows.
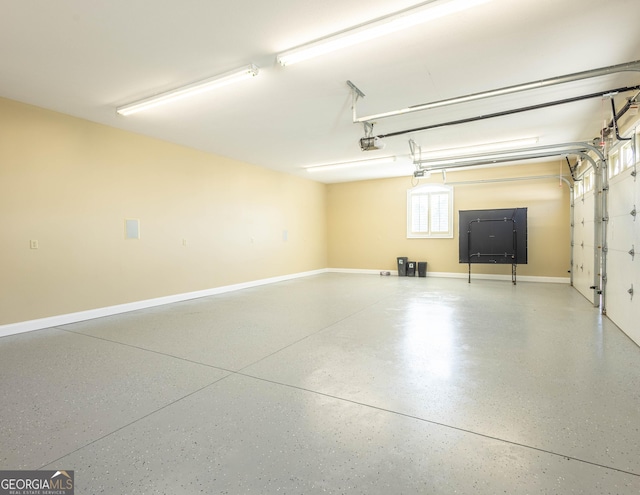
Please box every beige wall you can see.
[0,98,328,325]
[327,163,571,278]
[0,96,574,326]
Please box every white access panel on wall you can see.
[573,186,597,305]
[605,165,640,346]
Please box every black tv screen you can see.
[459,208,528,264]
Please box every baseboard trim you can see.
[0,269,329,338]
[426,271,571,284]
[0,268,570,338]
[328,268,386,275]
[327,268,570,284]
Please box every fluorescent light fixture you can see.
[116,64,259,116]
[276,0,492,66]
[304,156,396,173]
[423,137,539,159]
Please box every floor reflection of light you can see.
[401,299,456,380]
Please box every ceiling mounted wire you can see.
[375,85,640,141]
[351,59,640,123]
[609,96,633,141]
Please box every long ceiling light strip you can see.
[276,0,492,66]
[421,137,539,160]
[116,64,259,116]
[304,156,396,173]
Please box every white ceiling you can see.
[1,0,639,183]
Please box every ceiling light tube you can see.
[422,137,539,159]
[276,0,492,66]
[116,64,259,116]
[304,156,396,172]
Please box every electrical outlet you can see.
[30,240,39,249]
[182,238,188,247]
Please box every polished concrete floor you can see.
[1,273,639,494]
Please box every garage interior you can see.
[1,0,639,492]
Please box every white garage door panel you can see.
[605,166,639,346]
[573,248,586,284]
[608,216,635,251]
[583,193,596,253]
[607,173,635,216]
[572,249,593,302]
[606,250,640,345]
[582,192,596,232]
[573,192,597,304]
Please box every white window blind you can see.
[407,185,453,238]
[411,193,429,233]
[430,193,449,233]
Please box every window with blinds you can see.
[407,185,453,238]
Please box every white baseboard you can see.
[426,271,571,284]
[327,268,570,284]
[328,268,388,275]
[0,269,328,339]
[1,268,570,338]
